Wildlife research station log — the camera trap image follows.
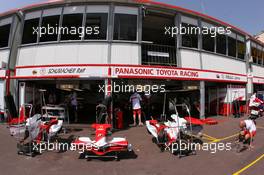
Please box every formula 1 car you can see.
[9,104,32,136]
[249,94,264,119]
[146,102,204,158]
[17,114,63,156]
[73,124,132,161]
[146,114,200,157]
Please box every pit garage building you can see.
[0,0,264,123]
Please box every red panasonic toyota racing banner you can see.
[111,66,247,83]
[14,65,247,83]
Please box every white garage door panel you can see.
[54,44,79,64]
[111,44,139,64]
[202,53,246,75]
[78,43,108,64]
[35,45,56,64]
[17,43,109,66]
[180,50,201,69]
[252,65,264,77]
[0,50,9,65]
[17,47,37,66]
[0,81,4,112]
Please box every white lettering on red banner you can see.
[15,65,248,83]
[112,66,246,82]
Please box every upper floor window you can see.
[228,34,236,57]
[237,35,245,60]
[251,43,258,64]
[0,21,11,48]
[216,33,226,55]
[39,8,62,42]
[262,50,264,66]
[202,22,215,52]
[202,33,215,52]
[114,7,138,41]
[142,12,175,46]
[85,13,108,40]
[114,14,137,41]
[181,16,198,48]
[22,18,40,44]
[61,6,85,41]
[22,11,41,44]
[85,6,109,40]
[257,46,263,65]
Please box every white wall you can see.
[0,50,8,112]
[0,81,5,112]
[180,49,247,75]
[111,43,140,64]
[17,43,141,66]
[0,50,9,67]
[201,52,246,75]
[180,49,201,68]
[252,65,264,77]
[17,43,109,66]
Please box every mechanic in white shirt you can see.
[130,92,143,126]
[239,119,257,148]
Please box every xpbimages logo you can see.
[164,141,232,154]
[32,24,100,38]
[164,24,232,38]
[32,141,99,154]
[98,82,166,95]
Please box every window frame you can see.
[21,11,42,46]
[227,34,237,58]
[39,15,61,43]
[181,22,199,49]
[0,17,12,49]
[237,40,246,60]
[201,21,216,52]
[215,33,227,55]
[21,17,41,45]
[262,48,264,66]
[113,6,139,42]
[59,6,86,41]
[84,13,109,41]
[180,15,199,49]
[113,13,138,41]
[251,43,258,64]
[257,45,263,65]
[38,7,63,43]
[60,13,84,41]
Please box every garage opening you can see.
[19,80,104,124]
[111,79,200,127]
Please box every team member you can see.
[239,119,257,148]
[130,92,143,126]
[71,92,78,123]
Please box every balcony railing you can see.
[142,43,177,66]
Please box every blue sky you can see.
[0,0,263,35]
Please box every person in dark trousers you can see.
[96,96,112,124]
[233,99,241,118]
[70,92,78,123]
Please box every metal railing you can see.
[142,43,177,66]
